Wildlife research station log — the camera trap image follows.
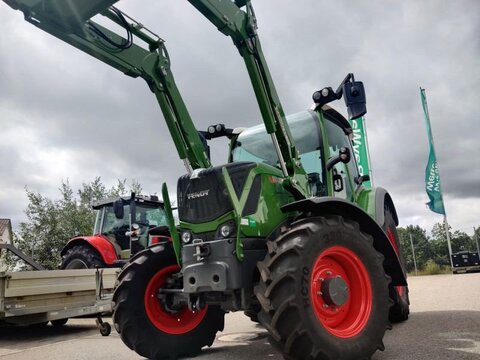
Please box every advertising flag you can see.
[420,88,445,215]
[349,116,372,188]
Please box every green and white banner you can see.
[420,88,445,215]
[349,116,372,188]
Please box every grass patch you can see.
[407,260,452,276]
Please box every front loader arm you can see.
[188,0,310,199]
[3,0,210,172]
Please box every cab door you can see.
[323,112,359,202]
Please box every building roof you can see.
[0,219,11,236]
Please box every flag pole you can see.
[409,233,418,276]
[474,227,480,257]
[443,215,454,269]
[420,87,453,269]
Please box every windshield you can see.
[136,204,167,227]
[232,111,321,165]
[102,203,167,234]
[100,203,167,250]
[232,110,327,196]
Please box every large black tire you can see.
[383,207,410,323]
[112,244,225,360]
[60,246,105,269]
[255,216,390,360]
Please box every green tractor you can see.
[4,1,409,359]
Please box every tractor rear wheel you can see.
[255,216,390,360]
[244,303,261,323]
[60,246,105,269]
[383,207,410,323]
[112,244,225,360]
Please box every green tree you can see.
[429,222,478,266]
[397,225,430,272]
[474,227,480,253]
[10,178,142,270]
[451,230,475,253]
[430,222,452,266]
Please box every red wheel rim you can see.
[386,227,405,297]
[310,246,373,338]
[144,265,207,334]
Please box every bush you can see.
[423,260,442,275]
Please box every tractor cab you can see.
[60,194,169,269]
[230,107,362,201]
[93,194,168,253]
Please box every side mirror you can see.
[326,147,351,171]
[113,199,124,219]
[343,81,366,120]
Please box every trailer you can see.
[0,266,117,335]
[452,251,480,274]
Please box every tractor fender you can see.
[374,187,399,227]
[282,197,407,286]
[61,235,118,265]
[355,187,399,228]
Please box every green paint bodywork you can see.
[179,104,384,260]
[181,163,295,261]
[222,164,295,260]
[161,183,181,264]
[355,187,379,221]
[222,166,249,261]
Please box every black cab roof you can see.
[92,195,163,210]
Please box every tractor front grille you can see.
[177,162,259,224]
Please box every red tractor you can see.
[60,193,170,269]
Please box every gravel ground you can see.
[1,272,479,359]
[408,273,480,312]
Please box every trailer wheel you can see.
[113,244,225,359]
[383,207,410,323]
[255,216,390,360]
[99,322,111,336]
[51,318,68,327]
[60,246,105,269]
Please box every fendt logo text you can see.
[187,190,210,200]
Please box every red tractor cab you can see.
[60,193,170,269]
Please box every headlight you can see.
[220,224,231,238]
[181,231,192,244]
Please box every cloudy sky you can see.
[0,0,479,235]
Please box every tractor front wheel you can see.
[112,244,225,360]
[255,216,390,360]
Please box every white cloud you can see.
[0,0,478,236]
